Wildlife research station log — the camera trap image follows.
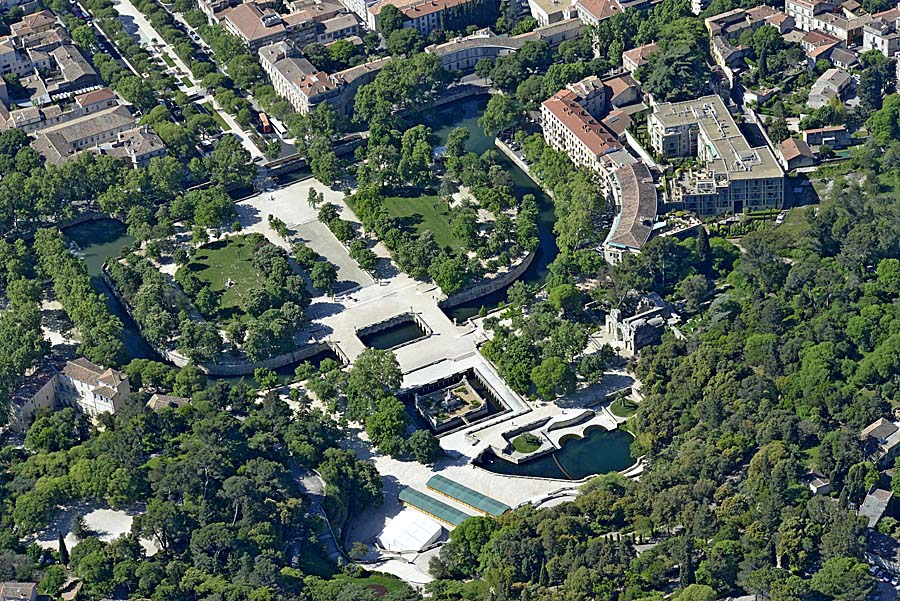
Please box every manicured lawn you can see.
[610,397,638,418]
[203,102,231,131]
[185,236,267,319]
[512,432,542,453]
[180,76,193,88]
[161,53,175,67]
[382,195,463,251]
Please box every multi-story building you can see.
[602,162,659,263]
[649,95,783,216]
[525,0,575,27]
[0,582,37,601]
[317,13,359,43]
[801,124,851,148]
[30,104,137,165]
[424,18,582,72]
[365,0,475,33]
[863,8,900,57]
[807,67,851,108]
[540,88,623,173]
[3,86,116,132]
[575,0,632,25]
[7,358,131,431]
[102,126,167,168]
[259,40,389,113]
[785,0,834,31]
[56,358,130,417]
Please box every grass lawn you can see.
[161,53,175,67]
[512,432,542,453]
[180,76,193,88]
[203,102,231,131]
[382,195,463,251]
[185,236,267,320]
[610,397,638,418]
[335,572,408,594]
[778,205,816,238]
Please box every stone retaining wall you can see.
[440,249,535,310]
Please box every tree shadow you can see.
[307,301,344,319]
[374,258,399,279]
[236,203,263,228]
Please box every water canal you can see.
[425,95,559,322]
[61,96,558,361]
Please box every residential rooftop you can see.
[652,95,783,180]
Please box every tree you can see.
[365,395,409,455]
[531,357,575,399]
[640,43,711,102]
[173,363,207,398]
[39,564,67,597]
[71,24,96,50]
[673,584,716,601]
[479,94,522,136]
[116,76,156,111]
[676,274,712,313]
[810,557,874,601]
[405,429,443,464]
[206,135,256,188]
[387,28,424,56]
[25,408,89,452]
[378,4,405,37]
[310,261,338,294]
[767,117,790,143]
[58,532,69,566]
[346,348,402,421]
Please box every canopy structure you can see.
[377,508,445,553]
[398,487,472,527]
[427,475,510,517]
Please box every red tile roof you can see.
[542,90,623,158]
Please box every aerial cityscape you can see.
[0,0,899,597]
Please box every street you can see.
[110,0,265,159]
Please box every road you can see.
[110,0,264,160]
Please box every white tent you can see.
[377,508,445,553]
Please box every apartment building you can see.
[525,0,574,27]
[540,88,623,173]
[30,104,137,165]
[3,86,116,132]
[785,0,835,31]
[649,95,783,216]
[259,39,389,113]
[602,162,659,263]
[574,0,624,25]
[220,0,349,50]
[365,0,474,33]
[425,18,582,72]
[863,8,900,57]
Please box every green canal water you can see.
[475,428,636,480]
[358,320,428,350]
[63,218,159,361]
[423,95,559,322]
